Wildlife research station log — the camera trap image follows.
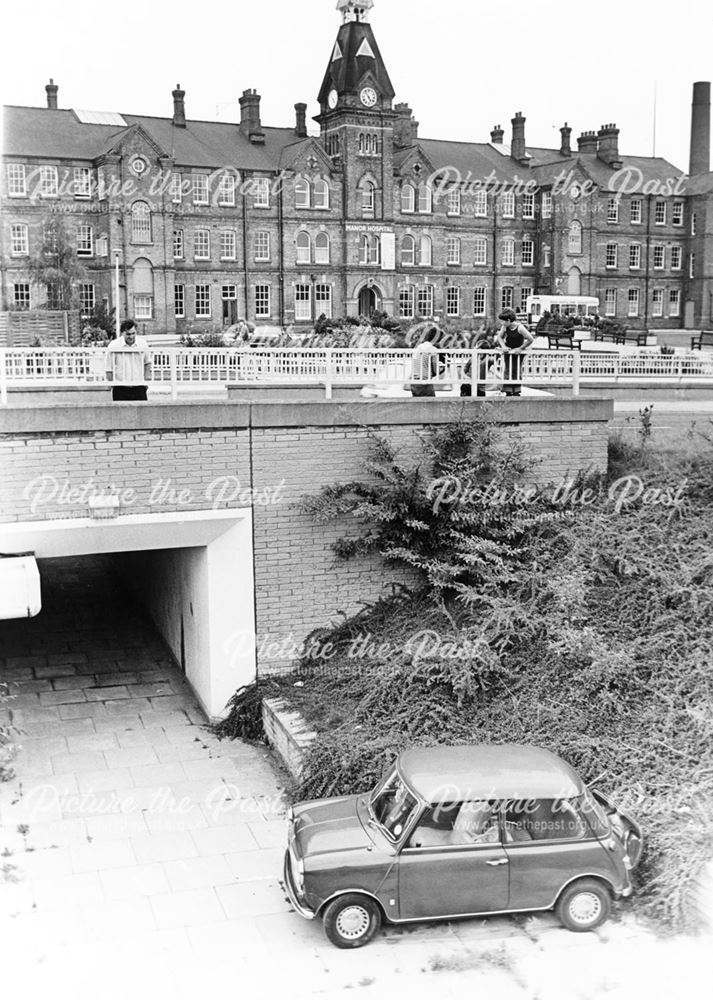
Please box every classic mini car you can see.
[284,744,643,948]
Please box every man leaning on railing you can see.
[105,319,152,402]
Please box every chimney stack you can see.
[689,81,711,176]
[294,102,307,138]
[239,89,265,144]
[172,85,186,128]
[393,103,419,148]
[597,123,621,167]
[511,112,527,161]
[559,123,572,156]
[45,79,58,110]
[490,124,504,144]
[577,130,598,153]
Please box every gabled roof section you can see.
[531,152,685,190]
[393,143,437,180]
[278,136,333,173]
[99,121,170,160]
[318,20,395,104]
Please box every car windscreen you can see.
[370,770,419,841]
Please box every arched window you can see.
[402,235,416,266]
[296,231,312,264]
[372,134,379,156]
[131,201,152,243]
[360,234,380,265]
[401,183,415,214]
[420,235,432,266]
[362,180,376,215]
[418,184,432,214]
[315,232,330,264]
[568,221,583,254]
[313,179,330,209]
[359,134,365,154]
[295,177,310,209]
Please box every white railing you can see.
[1,346,713,404]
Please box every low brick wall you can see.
[262,697,317,781]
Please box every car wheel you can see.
[322,893,382,949]
[556,878,611,932]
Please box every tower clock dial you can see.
[328,89,338,109]
[360,86,377,107]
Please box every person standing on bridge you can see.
[105,319,152,401]
[495,309,533,397]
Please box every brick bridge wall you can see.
[0,398,613,673]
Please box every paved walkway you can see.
[0,559,709,1000]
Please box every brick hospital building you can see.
[2,0,712,333]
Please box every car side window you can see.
[408,800,500,848]
[515,799,588,842]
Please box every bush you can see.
[0,681,18,783]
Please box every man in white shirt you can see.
[410,326,440,397]
[105,320,152,401]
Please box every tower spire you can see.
[337,0,374,23]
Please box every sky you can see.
[1,0,711,173]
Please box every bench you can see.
[690,331,713,350]
[546,333,581,351]
[593,329,649,347]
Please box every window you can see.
[362,181,376,215]
[652,288,664,317]
[254,177,270,208]
[131,202,152,244]
[195,284,211,317]
[520,286,533,310]
[134,294,153,320]
[513,799,589,843]
[447,188,461,216]
[194,229,210,260]
[417,284,434,317]
[173,229,184,259]
[315,232,330,265]
[669,289,680,317]
[629,243,641,269]
[170,172,182,204]
[501,286,514,310]
[220,230,237,260]
[691,213,697,236]
[653,245,665,269]
[315,283,332,319]
[402,235,416,266]
[607,197,619,223]
[568,221,582,254]
[46,282,61,309]
[10,224,28,256]
[501,190,515,218]
[447,237,461,265]
[628,288,640,317]
[44,222,59,253]
[501,238,515,266]
[630,198,642,224]
[474,190,488,217]
[541,191,552,219]
[399,285,415,319]
[295,177,310,208]
[255,284,270,317]
[604,289,617,316]
[255,231,270,262]
[360,234,380,265]
[192,174,209,205]
[671,246,682,270]
[7,164,26,197]
[522,236,534,266]
[80,284,95,315]
[40,166,58,197]
[296,231,311,264]
[77,224,94,257]
[420,235,432,266]
[295,283,311,321]
[522,193,535,219]
[654,201,666,225]
[417,184,432,214]
[672,201,683,226]
[543,245,552,268]
[217,172,236,207]
[689,253,696,279]
[474,237,487,266]
[73,167,91,199]
[313,179,330,209]
[174,283,185,318]
[401,183,415,214]
[13,283,31,309]
[446,286,460,316]
[473,286,486,316]
[605,243,618,268]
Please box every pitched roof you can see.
[317,21,395,105]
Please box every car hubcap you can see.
[336,905,370,940]
[569,892,602,924]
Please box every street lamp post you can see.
[113,248,122,339]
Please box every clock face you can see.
[328,89,338,110]
[360,87,377,108]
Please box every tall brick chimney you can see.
[172,85,186,128]
[393,103,419,148]
[511,112,526,161]
[294,103,307,138]
[597,123,621,167]
[577,130,598,153]
[239,89,265,144]
[560,123,572,156]
[689,81,711,176]
[45,79,58,110]
[490,124,504,144]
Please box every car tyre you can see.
[556,878,611,932]
[322,893,382,949]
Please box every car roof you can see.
[397,744,584,802]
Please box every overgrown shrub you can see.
[0,681,17,783]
